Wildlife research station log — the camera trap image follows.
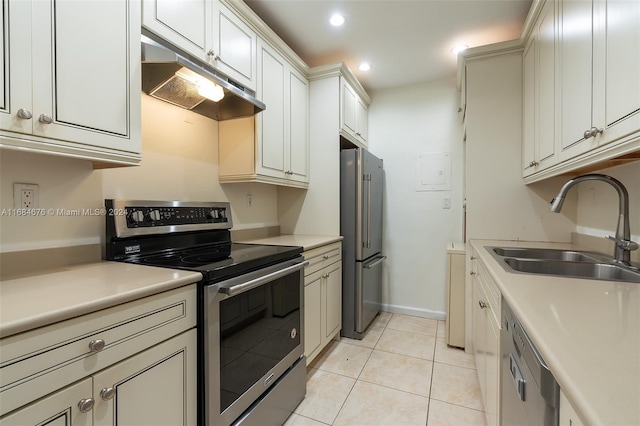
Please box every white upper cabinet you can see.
[218,39,309,188]
[558,0,599,160]
[522,0,557,177]
[0,0,141,166]
[340,77,369,146]
[596,0,640,146]
[522,0,640,182]
[212,2,257,90]
[142,0,211,60]
[142,0,257,90]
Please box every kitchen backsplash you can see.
[0,95,278,254]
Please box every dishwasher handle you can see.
[509,354,526,402]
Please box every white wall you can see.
[0,94,278,253]
[367,77,465,319]
[576,162,640,261]
[278,77,341,236]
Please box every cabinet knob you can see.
[38,114,53,124]
[470,256,476,260]
[78,398,95,413]
[39,114,53,124]
[478,300,488,309]
[88,339,106,352]
[207,49,219,60]
[583,127,603,139]
[17,108,33,120]
[100,387,116,401]
[470,271,476,276]
[323,255,330,260]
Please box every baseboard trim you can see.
[381,304,446,321]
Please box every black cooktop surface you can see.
[125,243,302,283]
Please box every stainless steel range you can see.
[105,200,307,426]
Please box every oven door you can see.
[204,257,307,426]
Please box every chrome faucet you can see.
[550,174,639,265]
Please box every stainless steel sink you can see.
[491,247,607,262]
[488,246,640,283]
[502,258,640,283]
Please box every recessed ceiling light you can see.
[359,63,371,72]
[330,14,345,26]
[451,44,469,55]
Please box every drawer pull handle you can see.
[89,339,106,352]
[78,398,95,413]
[100,387,116,401]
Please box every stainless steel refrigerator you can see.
[340,148,386,339]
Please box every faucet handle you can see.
[605,235,640,251]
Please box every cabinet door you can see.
[304,274,322,363]
[471,274,487,405]
[341,80,357,136]
[485,311,500,426]
[356,98,368,144]
[93,329,197,426]
[213,2,256,90]
[324,263,342,340]
[288,66,309,182]
[536,0,557,167]
[257,40,286,178]
[0,0,32,135]
[31,0,141,153]
[558,0,599,159]
[142,0,210,61]
[522,36,536,176]
[599,0,640,145]
[0,378,92,426]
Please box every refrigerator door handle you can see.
[365,173,372,249]
[364,255,386,269]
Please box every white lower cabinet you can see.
[0,285,197,425]
[303,242,342,365]
[1,330,196,426]
[559,389,585,426]
[470,249,501,426]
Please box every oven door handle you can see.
[219,261,309,297]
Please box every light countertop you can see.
[471,239,640,426]
[238,234,343,251]
[0,262,202,338]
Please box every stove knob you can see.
[148,210,161,221]
[130,210,144,223]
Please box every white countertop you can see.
[471,240,640,426]
[0,262,202,338]
[238,234,343,251]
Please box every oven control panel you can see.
[125,206,229,227]
[105,200,233,238]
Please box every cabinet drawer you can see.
[304,242,342,276]
[0,284,196,416]
[477,261,500,326]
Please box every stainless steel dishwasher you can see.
[501,298,560,426]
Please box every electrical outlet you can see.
[14,183,39,209]
[246,194,253,209]
[442,196,451,209]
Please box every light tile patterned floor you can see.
[285,312,487,426]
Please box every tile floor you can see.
[285,312,487,426]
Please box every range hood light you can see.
[197,80,224,102]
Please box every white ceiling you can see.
[244,0,533,92]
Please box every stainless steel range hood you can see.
[141,32,265,121]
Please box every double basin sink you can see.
[489,247,640,283]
